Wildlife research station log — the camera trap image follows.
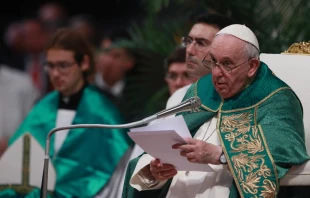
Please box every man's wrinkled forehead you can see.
[210,35,246,57]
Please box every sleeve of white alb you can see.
[130,154,168,191]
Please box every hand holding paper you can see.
[172,138,223,165]
[128,116,214,172]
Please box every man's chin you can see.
[215,86,228,96]
[187,67,198,76]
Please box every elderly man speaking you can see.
[123,24,309,198]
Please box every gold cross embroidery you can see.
[0,134,54,196]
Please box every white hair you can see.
[244,42,260,60]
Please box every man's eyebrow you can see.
[188,36,209,42]
[210,53,234,63]
[221,56,234,62]
[196,38,212,46]
[195,37,209,42]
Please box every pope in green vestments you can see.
[0,85,132,197]
[122,61,309,198]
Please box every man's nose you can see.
[186,43,196,55]
[175,76,187,87]
[104,55,114,66]
[212,65,223,77]
[50,68,60,77]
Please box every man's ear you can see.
[247,58,260,78]
[81,55,90,71]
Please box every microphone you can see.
[41,97,201,198]
[156,96,201,119]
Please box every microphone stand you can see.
[41,97,201,198]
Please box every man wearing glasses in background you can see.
[164,47,197,96]
[164,13,234,113]
[2,28,132,197]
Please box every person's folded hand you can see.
[150,159,177,181]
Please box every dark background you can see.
[0,0,144,37]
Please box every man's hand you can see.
[149,159,177,181]
[172,138,222,165]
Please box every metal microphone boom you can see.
[41,96,201,198]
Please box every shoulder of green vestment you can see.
[195,62,291,113]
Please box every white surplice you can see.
[0,65,39,140]
[130,116,233,198]
[54,109,76,155]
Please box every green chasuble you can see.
[1,85,132,197]
[122,62,309,198]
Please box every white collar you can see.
[95,73,125,97]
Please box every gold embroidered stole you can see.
[218,108,278,198]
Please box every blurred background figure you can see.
[0,21,25,71]
[2,28,131,197]
[164,47,197,95]
[4,22,24,58]
[1,19,50,97]
[68,14,97,47]
[0,63,39,157]
[37,2,68,38]
[21,18,49,97]
[94,29,135,111]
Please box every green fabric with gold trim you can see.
[0,85,132,198]
[122,62,309,198]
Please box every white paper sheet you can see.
[128,116,214,172]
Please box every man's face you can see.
[165,62,197,95]
[22,21,47,54]
[186,23,219,78]
[46,49,88,96]
[210,35,258,99]
[99,48,134,85]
